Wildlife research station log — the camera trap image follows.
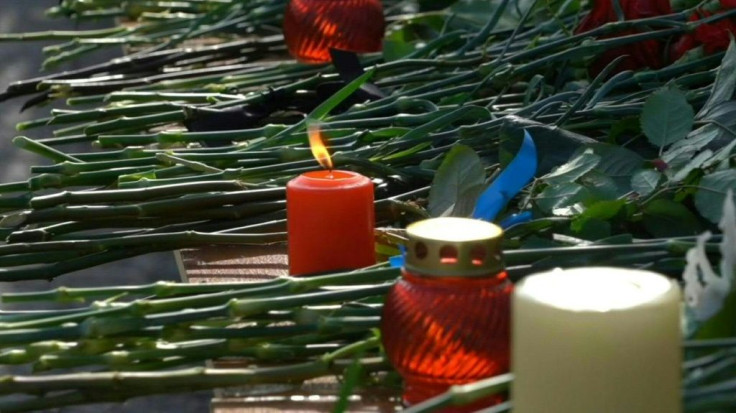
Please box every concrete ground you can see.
[0,1,211,411]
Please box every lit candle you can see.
[286,125,375,276]
[512,267,682,413]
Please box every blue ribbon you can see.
[389,130,538,268]
[472,130,537,221]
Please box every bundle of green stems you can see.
[0,2,728,280]
[0,244,730,412]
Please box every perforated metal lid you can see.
[404,217,504,277]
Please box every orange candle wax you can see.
[286,170,375,276]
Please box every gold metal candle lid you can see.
[404,217,504,277]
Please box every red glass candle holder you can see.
[381,218,512,412]
[283,0,385,63]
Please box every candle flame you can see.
[308,123,333,170]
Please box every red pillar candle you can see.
[286,124,375,275]
[287,170,375,275]
[283,0,385,63]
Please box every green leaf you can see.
[541,149,600,185]
[400,106,491,141]
[589,143,644,194]
[572,218,611,240]
[695,170,736,224]
[419,0,460,11]
[631,169,662,197]
[662,125,720,164]
[643,199,702,237]
[670,149,712,182]
[580,171,620,200]
[694,290,736,340]
[535,182,590,215]
[571,199,626,233]
[428,145,486,217]
[698,39,736,119]
[383,29,418,62]
[640,88,695,150]
[704,139,736,169]
[702,100,736,127]
[609,116,641,141]
[310,70,375,120]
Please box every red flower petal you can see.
[576,0,672,76]
[671,34,697,60]
[284,0,385,63]
[693,11,736,55]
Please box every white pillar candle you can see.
[512,267,682,413]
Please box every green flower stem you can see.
[33,342,348,371]
[0,267,398,330]
[401,374,513,413]
[21,192,284,225]
[35,134,99,146]
[504,239,710,265]
[505,12,689,66]
[0,26,130,41]
[0,250,96,268]
[104,91,246,104]
[0,231,286,257]
[15,117,53,131]
[685,338,736,350]
[12,136,82,163]
[31,317,381,371]
[30,157,164,175]
[0,355,388,412]
[0,193,32,210]
[0,231,287,282]
[2,32,281,100]
[513,28,683,76]
[0,309,93,323]
[46,102,184,126]
[0,270,394,304]
[84,74,322,138]
[83,111,186,136]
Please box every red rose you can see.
[694,11,736,54]
[576,0,672,76]
[721,0,736,9]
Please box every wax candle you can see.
[286,170,375,275]
[283,0,385,63]
[512,267,682,413]
[286,124,375,275]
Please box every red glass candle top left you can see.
[286,170,375,276]
[283,0,385,63]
